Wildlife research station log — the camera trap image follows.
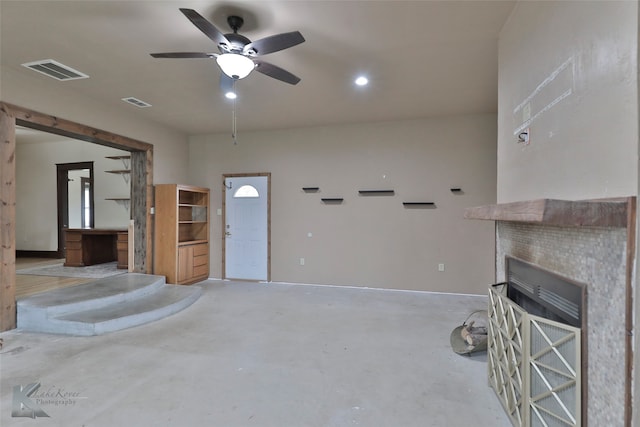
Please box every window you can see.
[234,185,259,198]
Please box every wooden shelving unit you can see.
[154,184,210,285]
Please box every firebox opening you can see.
[505,257,586,329]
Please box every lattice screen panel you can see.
[488,285,581,427]
[529,317,581,427]
[489,284,527,427]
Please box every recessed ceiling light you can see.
[355,76,369,86]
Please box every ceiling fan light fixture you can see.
[355,76,369,86]
[216,53,255,79]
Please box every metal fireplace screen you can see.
[488,258,583,427]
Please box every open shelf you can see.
[358,190,395,195]
[178,239,208,246]
[403,202,436,207]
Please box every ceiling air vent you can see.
[122,97,152,108]
[21,59,89,81]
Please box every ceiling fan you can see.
[151,8,305,86]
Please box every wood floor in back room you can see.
[15,257,92,298]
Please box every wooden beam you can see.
[3,102,152,152]
[464,198,630,228]
[0,104,17,331]
[624,196,636,427]
[131,149,153,273]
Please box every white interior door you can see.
[224,175,269,281]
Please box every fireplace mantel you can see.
[464,198,632,228]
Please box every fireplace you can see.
[465,197,635,427]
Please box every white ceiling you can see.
[1,1,515,136]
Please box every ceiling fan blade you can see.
[244,31,305,56]
[150,52,216,59]
[253,60,301,85]
[179,8,230,47]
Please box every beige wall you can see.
[497,1,638,202]
[189,114,497,294]
[1,65,190,184]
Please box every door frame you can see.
[56,161,94,257]
[0,102,154,331]
[222,172,271,281]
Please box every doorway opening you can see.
[56,162,94,258]
[0,102,154,331]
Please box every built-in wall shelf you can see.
[302,187,320,192]
[358,190,395,195]
[321,198,344,203]
[403,202,436,208]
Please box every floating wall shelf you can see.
[403,202,436,208]
[302,187,320,192]
[321,198,344,203]
[105,155,131,172]
[358,190,395,195]
[105,169,131,184]
[105,198,130,211]
[450,188,463,193]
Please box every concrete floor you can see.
[1,280,511,427]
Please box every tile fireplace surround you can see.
[465,198,636,427]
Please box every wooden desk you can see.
[64,228,128,268]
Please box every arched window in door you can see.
[234,185,259,198]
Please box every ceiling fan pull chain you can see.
[231,87,238,145]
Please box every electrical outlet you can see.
[438,263,445,272]
[300,258,305,266]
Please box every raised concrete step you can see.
[17,273,202,336]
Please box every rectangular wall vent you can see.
[22,59,89,81]
[122,97,152,108]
